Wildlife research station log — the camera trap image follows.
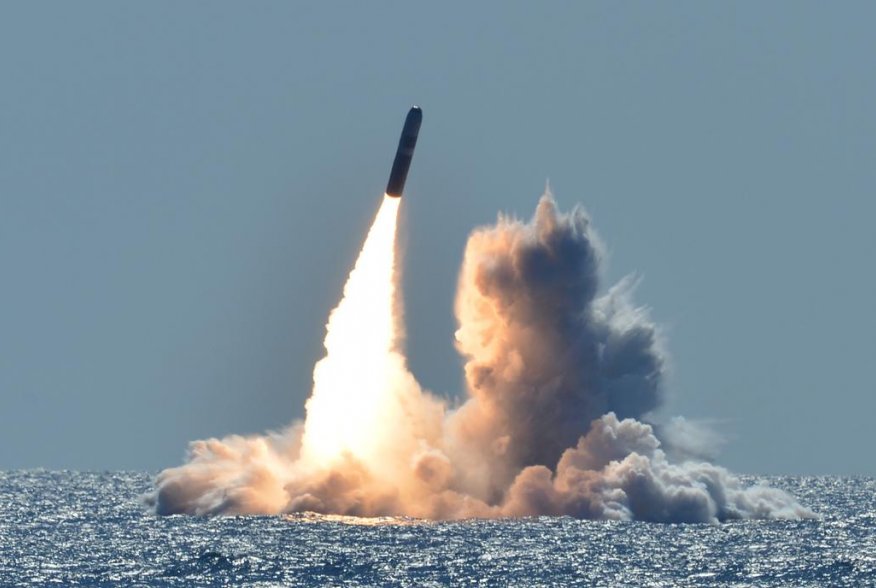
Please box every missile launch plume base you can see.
[147,181,812,522]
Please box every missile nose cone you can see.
[385,106,423,198]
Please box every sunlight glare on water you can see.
[1,472,874,586]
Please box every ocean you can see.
[1,472,873,586]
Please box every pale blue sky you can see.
[2,2,874,474]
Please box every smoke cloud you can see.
[147,190,812,523]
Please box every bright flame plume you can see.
[300,195,401,466]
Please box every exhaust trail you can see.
[300,195,402,467]
[146,192,442,516]
[147,191,814,521]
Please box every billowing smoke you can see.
[444,196,663,503]
[146,191,813,523]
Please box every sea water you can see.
[1,472,874,586]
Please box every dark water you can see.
[1,472,873,586]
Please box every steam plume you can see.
[147,190,812,522]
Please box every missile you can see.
[385,106,423,197]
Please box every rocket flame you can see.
[300,195,402,467]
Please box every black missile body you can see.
[385,106,422,197]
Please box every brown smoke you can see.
[147,190,813,523]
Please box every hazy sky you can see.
[2,2,874,474]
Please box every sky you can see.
[1,2,874,475]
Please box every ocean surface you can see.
[0,472,873,586]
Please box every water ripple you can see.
[0,472,873,586]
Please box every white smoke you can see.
[146,190,813,523]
